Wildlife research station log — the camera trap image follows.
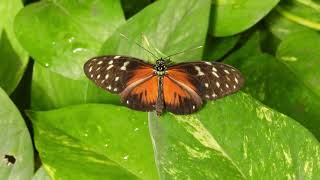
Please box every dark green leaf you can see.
[210,0,280,36]
[14,0,125,79]
[0,0,29,94]
[149,92,320,179]
[226,32,320,139]
[204,35,240,61]
[265,0,320,39]
[27,104,157,180]
[0,87,33,179]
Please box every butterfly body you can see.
[84,56,244,115]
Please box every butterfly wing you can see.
[84,55,157,111]
[163,76,203,114]
[164,61,244,114]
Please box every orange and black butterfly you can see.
[84,55,244,115]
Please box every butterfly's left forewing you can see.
[84,55,157,111]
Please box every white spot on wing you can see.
[195,66,205,76]
[212,93,217,98]
[107,65,114,70]
[89,66,93,72]
[96,67,101,71]
[90,74,93,78]
[192,105,195,110]
[114,88,118,91]
[120,61,130,70]
[212,67,217,72]
[204,62,211,65]
[108,60,113,65]
[205,83,209,88]
[107,85,112,90]
[97,74,101,79]
[233,85,236,89]
[114,56,121,59]
[115,77,119,81]
[126,100,129,104]
[226,84,229,88]
[97,61,103,65]
[235,77,239,84]
[212,72,219,78]
[224,70,230,74]
[101,80,105,84]
[216,82,220,88]
[205,95,210,98]
[105,74,109,80]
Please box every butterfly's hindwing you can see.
[163,76,203,114]
[120,76,158,112]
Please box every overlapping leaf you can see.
[0,87,33,180]
[226,31,320,139]
[210,0,280,36]
[0,0,28,94]
[265,0,320,39]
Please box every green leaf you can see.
[149,92,320,179]
[0,0,29,94]
[31,63,119,110]
[210,0,280,37]
[204,35,240,61]
[0,87,33,179]
[14,0,125,79]
[101,0,211,63]
[277,31,320,95]
[265,0,320,39]
[32,167,51,180]
[27,104,157,180]
[226,32,320,139]
[265,10,313,40]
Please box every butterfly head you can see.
[154,58,168,76]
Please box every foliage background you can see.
[0,0,319,179]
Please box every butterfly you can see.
[84,55,244,116]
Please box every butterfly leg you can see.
[156,76,164,116]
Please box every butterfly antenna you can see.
[119,33,159,59]
[163,46,203,59]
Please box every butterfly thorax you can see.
[154,59,167,76]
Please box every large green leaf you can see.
[210,0,280,37]
[0,0,29,94]
[27,104,157,180]
[31,62,119,110]
[149,92,320,179]
[101,0,211,63]
[0,87,33,179]
[226,32,320,139]
[14,0,125,79]
[265,0,320,39]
